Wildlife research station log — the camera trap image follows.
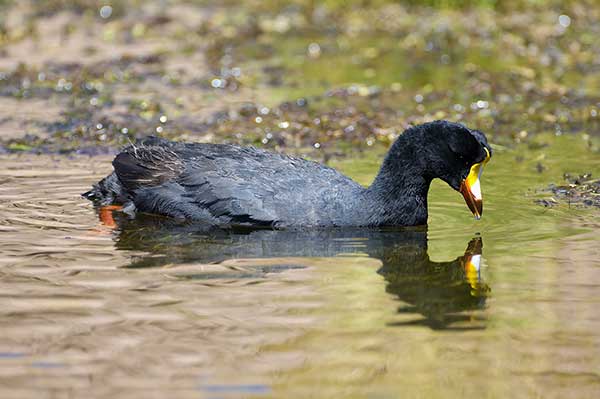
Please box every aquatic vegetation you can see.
[537,173,600,208]
[1,0,599,158]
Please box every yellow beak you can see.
[459,148,490,220]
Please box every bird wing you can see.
[112,139,358,227]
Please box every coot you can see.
[84,120,492,228]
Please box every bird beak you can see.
[459,148,490,220]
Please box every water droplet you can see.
[159,115,168,123]
[558,14,571,28]
[414,94,424,103]
[90,97,99,106]
[259,107,270,115]
[519,130,528,138]
[390,82,402,91]
[255,116,263,123]
[211,78,225,89]
[156,126,163,133]
[308,43,321,58]
[278,121,289,129]
[121,127,129,134]
[313,142,321,149]
[99,5,113,19]
[96,123,103,130]
[56,78,66,91]
[357,86,370,96]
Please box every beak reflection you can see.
[460,148,490,220]
[380,235,490,330]
[461,237,489,296]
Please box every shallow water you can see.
[1,135,599,398]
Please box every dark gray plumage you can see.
[84,120,492,228]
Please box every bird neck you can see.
[366,132,432,226]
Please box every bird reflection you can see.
[109,213,489,330]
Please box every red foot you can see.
[98,205,123,228]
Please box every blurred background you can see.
[1,0,599,158]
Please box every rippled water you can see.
[1,137,600,398]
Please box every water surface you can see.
[1,138,599,398]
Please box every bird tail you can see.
[82,136,180,205]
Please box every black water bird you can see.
[84,120,491,228]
